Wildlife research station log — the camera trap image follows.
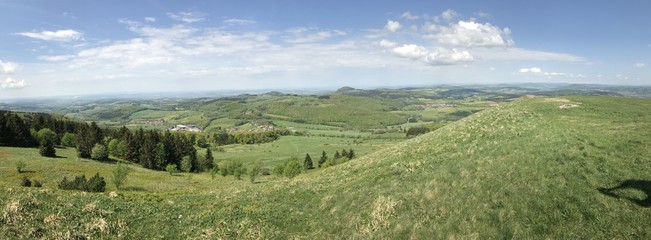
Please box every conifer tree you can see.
[348,148,355,159]
[318,150,328,168]
[39,137,56,157]
[304,153,314,169]
[334,150,341,159]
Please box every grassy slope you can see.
[2,96,651,239]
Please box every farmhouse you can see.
[168,124,202,132]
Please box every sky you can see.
[0,0,650,99]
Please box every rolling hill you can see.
[2,95,650,239]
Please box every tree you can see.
[318,151,328,168]
[60,132,77,147]
[283,157,302,179]
[334,150,341,160]
[115,140,127,158]
[249,161,262,183]
[181,156,193,173]
[342,149,349,159]
[196,136,208,148]
[91,143,109,161]
[39,136,56,157]
[348,148,355,159]
[165,164,179,176]
[37,128,58,146]
[197,148,214,172]
[108,138,120,156]
[154,142,168,170]
[304,153,314,170]
[112,163,129,190]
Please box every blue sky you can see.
[0,0,649,98]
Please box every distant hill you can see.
[2,95,650,238]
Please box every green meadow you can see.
[2,95,651,239]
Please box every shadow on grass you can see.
[122,186,147,192]
[598,179,651,207]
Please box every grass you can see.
[2,95,651,238]
[211,135,400,168]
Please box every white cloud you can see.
[390,44,473,65]
[223,18,257,25]
[401,11,419,20]
[436,21,513,48]
[284,29,346,43]
[425,48,474,65]
[15,29,83,42]
[167,11,206,23]
[519,67,542,73]
[1,77,28,89]
[145,17,156,22]
[392,44,429,59]
[0,61,20,74]
[38,55,76,62]
[378,39,397,48]
[473,48,584,62]
[634,63,645,68]
[385,20,402,32]
[441,9,458,22]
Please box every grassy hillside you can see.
[2,96,651,239]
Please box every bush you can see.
[91,143,109,161]
[58,173,106,192]
[181,156,193,173]
[60,132,77,147]
[272,164,285,176]
[249,161,262,183]
[15,160,25,173]
[112,163,129,190]
[33,180,42,188]
[39,137,56,157]
[21,176,31,187]
[283,157,303,179]
[406,126,430,138]
[219,160,246,180]
[166,164,179,176]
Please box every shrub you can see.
[272,164,285,176]
[21,176,32,187]
[60,132,77,147]
[165,164,179,176]
[58,173,106,192]
[91,143,109,161]
[181,156,193,173]
[283,157,303,179]
[249,161,262,183]
[112,163,129,190]
[15,160,25,173]
[39,137,56,157]
[406,126,430,137]
[218,160,246,179]
[33,180,42,188]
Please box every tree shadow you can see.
[598,179,651,207]
[121,186,147,192]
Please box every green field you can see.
[2,95,651,238]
